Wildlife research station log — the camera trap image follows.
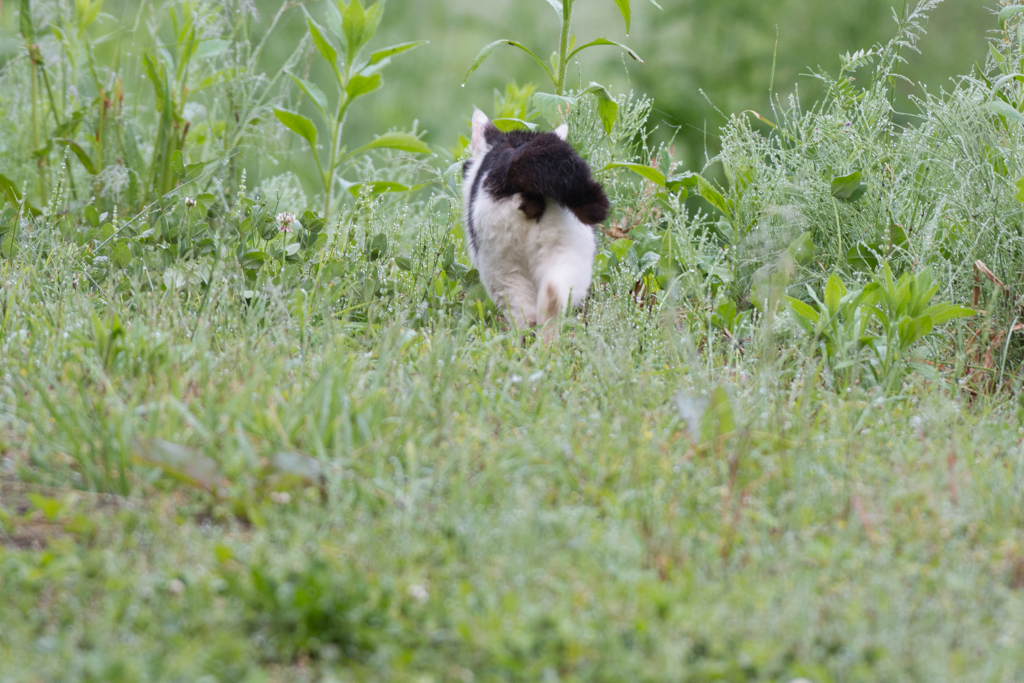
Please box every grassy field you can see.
[4,0,1024,681]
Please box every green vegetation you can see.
[3,0,1024,680]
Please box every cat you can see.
[462,110,609,334]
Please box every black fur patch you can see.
[465,126,609,226]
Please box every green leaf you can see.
[1015,178,1024,203]
[84,204,100,227]
[667,174,699,194]
[299,210,326,236]
[111,242,132,269]
[532,92,575,126]
[898,315,933,350]
[324,1,344,42]
[847,242,881,271]
[54,138,97,175]
[1000,5,1024,29]
[347,181,425,197]
[274,108,318,148]
[831,171,865,199]
[0,174,39,218]
[921,303,977,325]
[348,131,431,158]
[543,0,563,20]
[602,162,666,187]
[363,2,385,38]
[27,494,65,522]
[366,232,388,260]
[608,238,635,261]
[990,43,1007,65]
[142,52,167,104]
[697,177,730,217]
[239,249,266,272]
[306,15,338,67]
[613,0,631,33]
[169,150,185,179]
[582,82,619,134]
[492,118,539,132]
[195,194,216,211]
[194,39,229,62]
[1,233,17,259]
[369,40,427,66]
[568,38,643,63]
[75,0,101,32]
[183,161,205,183]
[288,73,328,115]
[890,221,909,250]
[824,274,845,318]
[464,40,554,87]
[984,100,1024,126]
[345,72,383,99]
[787,297,821,326]
[343,0,377,64]
[19,0,33,42]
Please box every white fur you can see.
[463,111,597,331]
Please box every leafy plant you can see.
[275,0,430,220]
[463,0,658,133]
[222,554,394,662]
[789,266,976,391]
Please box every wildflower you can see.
[184,197,197,209]
[277,212,296,233]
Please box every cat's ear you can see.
[471,109,491,156]
[554,124,569,141]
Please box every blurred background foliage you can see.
[0,0,992,172]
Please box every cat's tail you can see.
[558,173,610,226]
[506,139,610,226]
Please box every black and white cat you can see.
[462,110,609,332]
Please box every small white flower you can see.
[168,579,185,595]
[184,197,197,209]
[270,491,292,505]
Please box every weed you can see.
[275,0,430,220]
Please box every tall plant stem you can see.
[555,0,573,96]
[324,96,351,220]
[28,46,47,202]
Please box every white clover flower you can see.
[277,212,296,233]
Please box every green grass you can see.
[5,0,1024,681]
[4,244,1024,681]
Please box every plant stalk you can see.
[555,0,573,96]
[324,95,351,220]
[28,44,47,202]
